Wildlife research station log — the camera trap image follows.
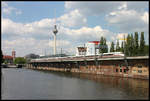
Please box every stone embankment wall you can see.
[26,58,149,79]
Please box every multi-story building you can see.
[76,41,100,56]
[85,41,100,56]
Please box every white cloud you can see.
[16,10,22,15]
[65,1,148,37]
[65,1,123,16]
[2,36,72,56]
[2,18,55,40]
[2,2,8,7]
[141,12,149,24]
[65,1,148,16]
[63,26,110,40]
[126,2,148,12]
[3,6,16,15]
[2,17,115,56]
[57,9,87,28]
[106,9,149,33]
[2,2,22,15]
[2,18,26,35]
[118,2,127,10]
[116,33,128,40]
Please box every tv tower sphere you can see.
[53,25,58,35]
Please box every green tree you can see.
[103,38,108,53]
[139,32,145,56]
[144,45,149,56]
[126,34,135,56]
[14,57,26,64]
[124,41,128,56]
[134,32,139,56]
[130,34,134,56]
[125,34,130,56]
[116,40,120,52]
[99,36,104,53]
[120,41,124,53]
[99,37,108,53]
[110,42,115,52]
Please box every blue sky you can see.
[2,2,65,22]
[2,1,149,56]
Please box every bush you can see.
[14,57,26,64]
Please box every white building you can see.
[76,41,124,57]
[76,41,100,56]
[76,47,87,56]
[85,41,100,56]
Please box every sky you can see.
[1,1,149,57]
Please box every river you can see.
[1,68,149,100]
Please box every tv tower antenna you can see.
[52,8,58,55]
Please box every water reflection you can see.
[1,68,149,100]
[72,73,149,99]
[34,69,149,99]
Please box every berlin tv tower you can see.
[52,9,58,55]
[53,24,58,55]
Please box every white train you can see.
[102,52,124,56]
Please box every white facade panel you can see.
[86,43,95,56]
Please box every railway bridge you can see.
[26,56,149,79]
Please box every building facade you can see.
[27,56,149,79]
[3,50,16,64]
[76,41,100,56]
[3,55,13,64]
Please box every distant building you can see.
[3,50,16,64]
[3,55,13,64]
[24,53,40,59]
[12,50,16,60]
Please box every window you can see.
[132,70,136,73]
[126,66,129,71]
[138,70,142,73]
[116,69,118,72]
[138,65,142,68]
[120,69,122,72]
[119,65,122,69]
[124,69,126,73]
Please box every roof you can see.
[30,56,149,63]
[3,55,13,59]
[88,41,100,45]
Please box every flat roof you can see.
[30,56,149,63]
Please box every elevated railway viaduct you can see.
[26,56,149,79]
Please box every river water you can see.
[1,68,149,100]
